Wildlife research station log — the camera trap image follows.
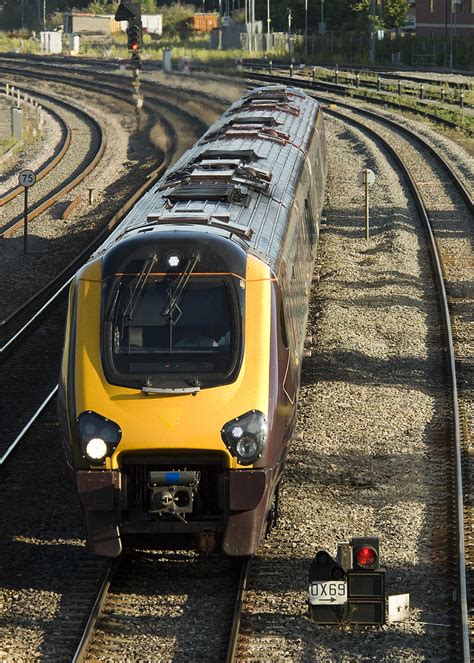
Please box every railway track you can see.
[244,69,474,135]
[0,85,105,238]
[72,554,245,661]
[0,95,71,206]
[244,59,473,91]
[226,73,471,661]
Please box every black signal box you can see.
[347,600,385,625]
[348,570,385,598]
[347,557,386,625]
[308,540,386,627]
[115,1,141,21]
[309,550,346,582]
[127,20,142,51]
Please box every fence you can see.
[297,31,473,70]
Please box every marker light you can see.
[164,252,183,270]
[221,411,267,465]
[77,411,122,465]
[168,255,180,267]
[86,438,108,461]
[355,546,377,568]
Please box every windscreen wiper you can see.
[163,254,199,325]
[123,253,158,322]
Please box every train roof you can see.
[95,85,322,271]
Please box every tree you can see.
[161,3,195,37]
[383,0,409,31]
[353,0,409,31]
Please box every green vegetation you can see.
[0,136,18,156]
[0,0,408,35]
[79,30,257,66]
[0,1,472,69]
[348,87,474,134]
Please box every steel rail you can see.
[321,104,470,663]
[321,98,473,210]
[243,59,473,90]
[225,557,251,663]
[0,91,72,206]
[72,561,117,663]
[0,278,72,354]
[0,384,58,465]
[0,158,168,353]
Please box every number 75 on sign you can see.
[18,169,36,187]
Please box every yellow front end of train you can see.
[59,230,284,557]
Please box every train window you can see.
[103,276,242,389]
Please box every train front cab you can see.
[58,229,295,557]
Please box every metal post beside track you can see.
[18,169,36,254]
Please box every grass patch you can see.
[0,136,18,156]
[353,88,474,134]
[0,33,40,54]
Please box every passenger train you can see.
[58,85,327,557]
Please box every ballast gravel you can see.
[241,116,454,661]
[0,72,470,661]
[0,101,61,188]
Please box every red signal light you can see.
[355,546,377,568]
[131,41,139,51]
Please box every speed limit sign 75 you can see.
[18,169,36,187]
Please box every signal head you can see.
[127,20,142,52]
[351,537,380,571]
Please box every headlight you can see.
[77,411,122,465]
[221,410,267,465]
[86,438,108,461]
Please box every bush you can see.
[161,4,195,38]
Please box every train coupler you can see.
[148,470,201,522]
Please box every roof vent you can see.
[198,149,260,162]
[146,211,253,240]
[165,182,249,205]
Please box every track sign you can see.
[358,168,375,187]
[18,169,36,187]
[115,1,141,21]
[308,549,347,624]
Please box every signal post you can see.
[115,1,143,130]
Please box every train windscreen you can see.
[103,276,242,388]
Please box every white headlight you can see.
[167,254,181,268]
[86,438,108,460]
